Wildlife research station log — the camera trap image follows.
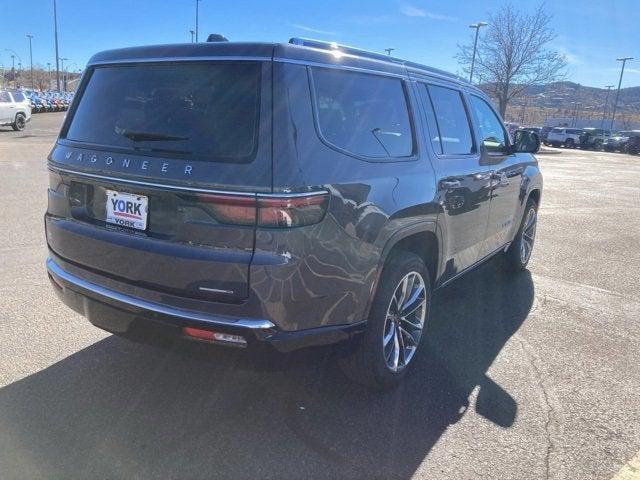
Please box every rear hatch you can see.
[47,57,272,303]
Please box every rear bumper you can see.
[46,257,365,353]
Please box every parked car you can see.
[45,37,542,389]
[539,126,553,142]
[579,128,612,150]
[603,131,636,152]
[627,132,640,155]
[0,90,31,130]
[546,127,583,148]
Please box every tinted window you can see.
[11,92,25,102]
[0,92,10,103]
[311,68,413,158]
[65,62,261,163]
[551,128,563,133]
[425,85,474,155]
[469,95,508,153]
[568,129,582,134]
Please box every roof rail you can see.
[288,37,465,83]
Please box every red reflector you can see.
[183,326,215,341]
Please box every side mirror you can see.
[512,130,541,154]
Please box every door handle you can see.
[441,180,461,189]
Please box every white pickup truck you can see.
[0,90,31,131]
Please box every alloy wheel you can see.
[520,207,537,264]
[382,271,427,372]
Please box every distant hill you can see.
[519,82,640,113]
[482,81,640,127]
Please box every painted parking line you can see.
[612,451,640,480]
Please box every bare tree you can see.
[457,3,567,117]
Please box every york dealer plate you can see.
[105,190,148,231]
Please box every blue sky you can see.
[1,0,638,88]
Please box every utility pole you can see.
[610,57,633,130]
[195,0,202,42]
[27,34,34,89]
[60,57,68,92]
[53,0,61,91]
[468,22,488,83]
[384,48,395,56]
[600,85,614,128]
[520,98,528,125]
[190,30,195,43]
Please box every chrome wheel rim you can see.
[382,271,427,372]
[16,117,25,129]
[520,208,537,264]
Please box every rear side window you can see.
[311,68,414,159]
[0,92,10,103]
[65,62,262,163]
[423,85,474,155]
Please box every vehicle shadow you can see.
[0,260,534,480]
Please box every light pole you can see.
[5,49,22,70]
[27,34,34,89]
[53,0,61,91]
[190,30,195,43]
[574,103,582,128]
[384,48,395,56]
[469,22,487,83]
[60,57,68,92]
[610,57,633,130]
[195,0,202,42]
[600,85,614,128]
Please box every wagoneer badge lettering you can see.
[63,150,194,176]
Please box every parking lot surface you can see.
[0,113,639,479]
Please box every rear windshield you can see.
[65,62,261,163]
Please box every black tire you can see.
[564,138,575,148]
[12,113,26,131]
[502,198,538,272]
[339,251,432,390]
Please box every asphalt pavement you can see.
[0,113,639,480]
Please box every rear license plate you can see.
[105,190,148,231]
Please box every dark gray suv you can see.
[45,37,542,389]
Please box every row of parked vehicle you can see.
[519,126,640,155]
[23,90,74,113]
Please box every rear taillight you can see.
[197,192,329,228]
[197,193,256,226]
[257,194,329,228]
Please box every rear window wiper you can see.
[115,126,189,142]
